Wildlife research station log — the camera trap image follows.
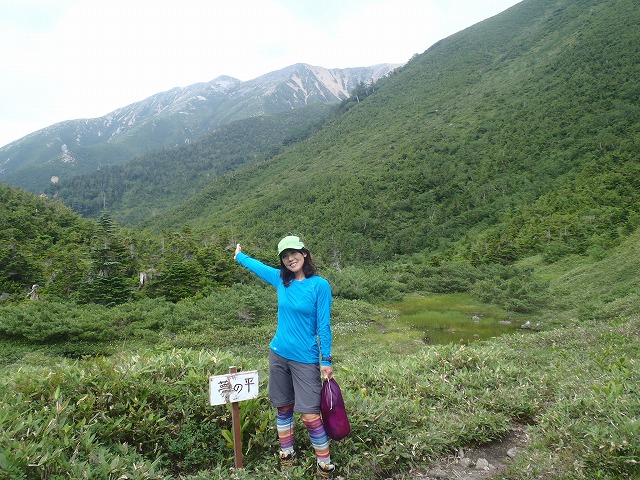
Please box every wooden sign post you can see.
[209,366,259,469]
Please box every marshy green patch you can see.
[389,293,532,344]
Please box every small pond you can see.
[388,293,530,345]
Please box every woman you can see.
[234,235,336,478]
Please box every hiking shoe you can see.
[317,461,335,479]
[279,450,296,467]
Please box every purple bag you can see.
[320,378,351,440]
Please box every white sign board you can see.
[210,370,259,406]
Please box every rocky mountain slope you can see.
[0,63,399,192]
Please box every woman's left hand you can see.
[321,365,333,380]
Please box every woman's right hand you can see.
[234,243,242,259]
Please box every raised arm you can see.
[234,243,280,287]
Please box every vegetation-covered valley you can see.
[1,0,639,478]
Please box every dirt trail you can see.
[388,423,530,480]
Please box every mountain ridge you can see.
[0,63,400,191]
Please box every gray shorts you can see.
[269,350,322,414]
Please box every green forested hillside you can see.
[141,0,640,267]
[0,185,95,297]
[49,104,335,225]
[0,184,242,303]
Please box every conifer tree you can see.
[82,212,133,306]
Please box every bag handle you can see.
[325,378,334,410]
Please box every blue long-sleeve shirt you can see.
[236,252,332,366]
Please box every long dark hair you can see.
[279,248,317,287]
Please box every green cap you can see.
[278,235,305,255]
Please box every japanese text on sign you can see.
[209,370,259,405]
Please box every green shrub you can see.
[327,266,403,302]
[471,264,548,313]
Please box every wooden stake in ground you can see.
[210,366,259,469]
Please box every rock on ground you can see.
[386,423,530,480]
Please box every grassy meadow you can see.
[1,233,639,480]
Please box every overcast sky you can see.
[0,0,522,147]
